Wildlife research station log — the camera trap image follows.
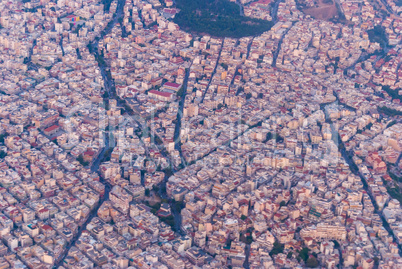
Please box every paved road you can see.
[174,66,192,169]
[323,97,402,256]
[201,40,225,103]
[271,0,282,23]
[59,37,65,56]
[54,0,126,266]
[235,0,245,16]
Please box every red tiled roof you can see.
[44,125,59,133]
[148,90,173,98]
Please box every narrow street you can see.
[235,0,245,16]
[322,99,402,255]
[272,22,293,68]
[59,36,65,57]
[201,40,225,103]
[174,66,192,169]
[380,0,396,15]
[271,0,282,23]
[54,0,126,266]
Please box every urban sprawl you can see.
[0,0,401,268]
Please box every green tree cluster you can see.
[269,241,284,256]
[378,106,402,116]
[367,26,388,47]
[173,0,273,38]
[77,155,89,167]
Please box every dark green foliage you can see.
[280,201,286,207]
[102,91,109,98]
[367,26,388,47]
[382,86,402,102]
[287,252,293,259]
[386,120,396,128]
[102,0,114,11]
[389,171,402,183]
[173,0,273,38]
[176,87,185,97]
[373,257,380,266]
[240,230,253,244]
[77,155,89,167]
[332,240,340,248]
[276,134,284,143]
[240,215,247,220]
[152,185,160,192]
[236,87,244,95]
[87,43,93,53]
[163,168,174,178]
[378,106,402,116]
[172,200,185,212]
[298,247,310,262]
[160,215,175,228]
[145,189,150,196]
[386,184,402,204]
[0,133,7,143]
[0,151,6,159]
[269,241,284,256]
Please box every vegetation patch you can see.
[367,26,388,47]
[173,0,273,38]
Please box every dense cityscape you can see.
[0,0,401,268]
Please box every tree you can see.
[77,155,89,167]
[306,256,319,268]
[0,133,7,143]
[332,240,340,248]
[287,252,293,259]
[367,26,388,47]
[240,215,247,220]
[0,151,6,159]
[269,241,284,256]
[280,201,286,207]
[161,215,175,229]
[153,185,160,192]
[378,106,402,116]
[173,200,185,212]
[298,247,310,262]
[145,189,150,196]
[176,87,185,97]
[173,0,273,38]
[373,257,379,267]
